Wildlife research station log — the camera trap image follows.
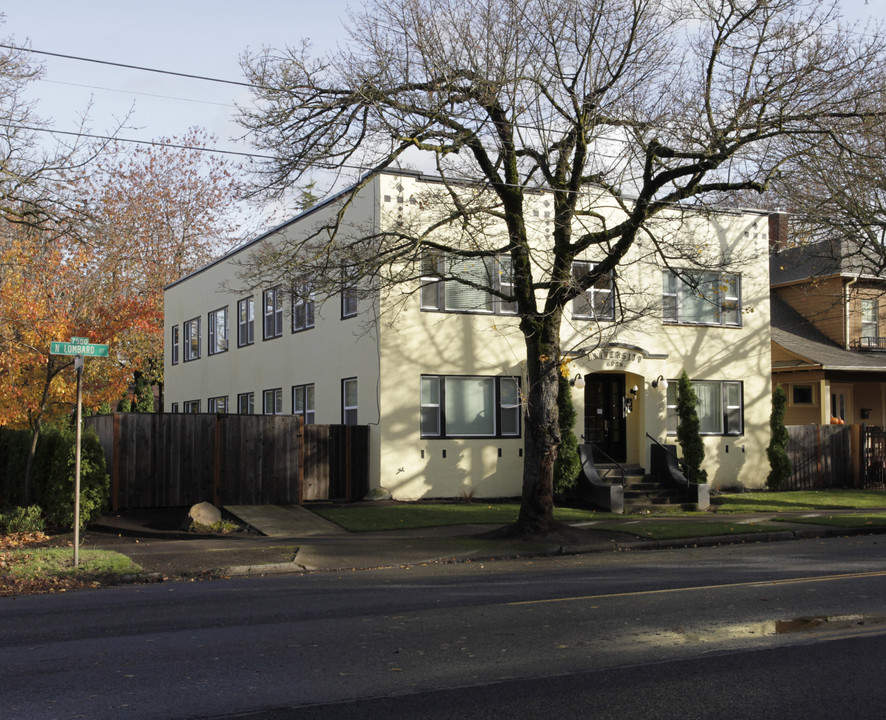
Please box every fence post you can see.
[297,415,305,505]
[213,415,222,507]
[850,424,862,488]
[112,413,121,512]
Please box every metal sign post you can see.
[49,337,109,568]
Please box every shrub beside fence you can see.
[85,413,369,509]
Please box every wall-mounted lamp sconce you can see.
[570,373,585,389]
[651,375,668,390]
[630,385,638,396]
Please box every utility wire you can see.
[0,43,258,89]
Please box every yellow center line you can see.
[508,569,886,606]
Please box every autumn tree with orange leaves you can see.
[0,222,159,499]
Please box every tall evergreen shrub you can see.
[767,384,792,489]
[553,374,581,500]
[676,371,708,484]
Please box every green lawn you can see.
[312,489,886,533]
[5,547,141,580]
[712,489,886,513]
[771,513,886,529]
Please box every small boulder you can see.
[189,501,222,527]
[363,487,392,502]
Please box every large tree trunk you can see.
[515,313,563,535]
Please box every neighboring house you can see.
[164,171,773,497]
[770,220,886,425]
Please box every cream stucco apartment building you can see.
[164,171,773,498]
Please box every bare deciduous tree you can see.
[237,0,886,534]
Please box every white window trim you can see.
[663,270,742,327]
[342,378,358,424]
[171,325,179,365]
[208,307,229,355]
[263,288,283,339]
[183,317,200,361]
[292,383,316,424]
[237,392,255,415]
[238,297,255,347]
[421,375,522,439]
[263,388,283,415]
[666,379,743,436]
[421,252,516,315]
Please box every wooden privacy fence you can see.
[85,414,370,510]
[785,424,886,490]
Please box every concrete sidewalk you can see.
[83,504,886,581]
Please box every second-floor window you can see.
[238,297,255,347]
[572,261,614,321]
[183,317,200,361]
[171,325,179,365]
[292,283,315,331]
[420,252,516,315]
[662,270,741,327]
[862,299,879,346]
[208,307,228,355]
[263,287,283,339]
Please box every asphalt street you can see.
[2,534,886,719]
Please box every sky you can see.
[0,0,884,194]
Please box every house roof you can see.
[770,238,885,286]
[770,294,886,372]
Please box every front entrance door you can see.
[584,373,627,463]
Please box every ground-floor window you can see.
[666,379,743,436]
[263,388,283,415]
[292,383,315,424]
[421,375,521,438]
[208,396,228,414]
[183,399,201,414]
[342,378,358,425]
[238,392,254,415]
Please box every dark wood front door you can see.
[584,373,627,463]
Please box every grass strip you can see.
[5,547,141,580]
[713,489,886,513]
[770,513,886,529]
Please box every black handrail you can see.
[645,432,689,475]
[583,440,627,486]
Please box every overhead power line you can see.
[0,43,258,89]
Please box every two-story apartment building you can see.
[164,171,773,497]
[770,221,886,426]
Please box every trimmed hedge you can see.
[0,424,109,530]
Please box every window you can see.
[170,402,179,414]
[662,271,741,326]
[263,388,283,415]
[792,385,814,405]
[342,378,358,425]
[292,283,315,332]
[237,392,254,415]
[183,399,201,413]
[208,307,229,355]
[421,375,522,438]
[342,285,358,318]
[171,326,179,365]
[208,396,228,413]
[237,297,255,347]
[572,261,614,320]
[183,317,201,361]
[292,384,315,424]
[263,287,283,339]
[862,299,879,342]
[421,252,516,315]
[666,380,743,436]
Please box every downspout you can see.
[844,275,858,351]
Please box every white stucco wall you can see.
[164,171,772,500]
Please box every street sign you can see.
[49,341,109,357]
[70,336,90,344]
